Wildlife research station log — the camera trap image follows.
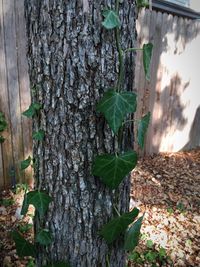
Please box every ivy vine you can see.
[12,1,153,266]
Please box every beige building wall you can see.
[190,1,200,12]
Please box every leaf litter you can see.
[0,149,199,266]
[130,148,200,266]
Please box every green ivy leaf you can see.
[102,10,121,29]
[0,135,5,143]
[42,262,71,267]
[36,229,53,245]
[0,112,7,132]
[22,103,42,118]
[11,230,36,257]
[33,130,45,141]
[143,43,153,81]
[20,156,32,171]
[124,215,144,251]
[137,0,149,8]
[92,151,137,189]
[100,208,139,244]
[97,89,137,133]
[21,190,52,217]
[137,112,150,149]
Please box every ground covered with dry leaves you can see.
[130,149,200,267]
[0,149,200,267]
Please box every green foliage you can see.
[97,89,137,133]
[0,112,7,143]
[26,258,35,267]
[137,112,151,149]
[100,208,139,244]
[124,215,144,251]
[18,223,33,233]
[22,103,42,118]
[21,190,52,217]
[33,130,45,141]
[92,151,137,189]
[143,43,153,80]
[0,112,7,131]
[0,198,15,207]
[36,229,53,245]
[20,156,32,170]
[42,262,71,267]
[102,10,121,29]
[11,230,36,257]
[137,0,149,8]
[0,136,5,143]
[128,240,172,266]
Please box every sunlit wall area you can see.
[135,8,200,154]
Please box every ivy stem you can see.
[124,47,143,53]
[114,205,121,217]
[106,254,110,267]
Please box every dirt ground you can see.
[0,149,200,267]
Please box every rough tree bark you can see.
[24,0,137,266]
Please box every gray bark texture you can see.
[24,0,137,266]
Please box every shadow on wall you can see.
[150,75,189,154]
[136,9,200,155]
[182,106,200,150]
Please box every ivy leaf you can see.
[20,156,32,171]
[102,10,121,30]
[11,230,36,257]
[33,130,45,141]
[22,103,42,118]
[97,89,137,133]
[0,135,5,143]
[143,43,153,80]
[137,112,150,149]
[36,229,53,245]
[22,190,52,217]
[100,208,139,244]
[42,262,71,267]
[92,151,137,189]
[124,215,144,251]
[0,112,7,132]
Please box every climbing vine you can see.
[12,1,153,266]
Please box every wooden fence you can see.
[135,9,200,155]
[0,0,32,188]
[0,3,200,188]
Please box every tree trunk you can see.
[24,0,137,266]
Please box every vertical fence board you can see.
[15,0,32,184]
[0,0,14,188]
[3,0,24,184]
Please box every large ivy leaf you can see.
[33,130,45,141]
[11,230,36,257]
[100,208,139,244]
[102,10,120,30]
[92,151,137,189]
[143,43,153,80]
[21,190,52,217]
[137,112,150,149]
[124,215,144,251]
[36,229,53,245]
[22,103,42,118]
[20,156,32,171]
[97,89,137,133]
[42,262,71,267]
